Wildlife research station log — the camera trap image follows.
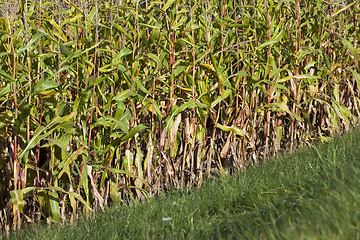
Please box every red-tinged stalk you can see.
[23,0,30,191]
[76,3,82,95]
[76,59,79,95]
[169,27,175,110]
[51,3,56,79]
[36,100,43,187]
[235,7,240,115]
[110,0,115,98]
[252,0,257,77]
[206,0,211,62]
[34,0,42,179]
[56,0,62,116]
[294,0,299,75]
[220,0,226,59]
[130,1,139,126]
[296,0,302,74]
[189,0,195,100]
[154,10,160,160]
[9,19,18,190]
[164,0,173,113]
[263,0,272,155]
[188,0,197,166]
[6,5,22,227]
[89,0,99,149]
[294,0,302,147]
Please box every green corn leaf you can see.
[0,30,9,36]
[108,168,147,185]
[332,1,357,17]
[152,100,163,120]
[259,102,302,121]
[350,69,360,89]
[113,89,137,102]
[80,157,90,208]
[224,23,249,28]
[211,89,232,108]
[93,116,129,135]
[10,187,36,215]
[165,100,199,134]
[0,69,15,82]
[114,23,133,41]
[48,191,60,222]
[198,80,212,107]
[0,111,12,129]
[216,123,250,141]
[119,124,148,142]
[109,181,120,204]
[264,80,290,93]
[342,38,359,68]
[224,71,248,84]
[44,186,92,211]
[195,50,210,66]
[113,47,132,63]
[33,79,60,95]
[0,84,11,98]
[134,77,153,96]
[165,0,177,11]
[37,190,50,218]
[256,39,279,50]
[146,53,163,70]
[60,43,72,57]
[17,112,77,160]
[16,32,46,55]
[135,147,144,179]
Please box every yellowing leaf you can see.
[38,89,58,99]
[70,13,82,23]
[332,1,357,17]
[218,74,224,95]
[216,123,250,141]
[278,75,321,83]
[199,63,216,72]
[165,0,176,11]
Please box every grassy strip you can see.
[4,127,360,240]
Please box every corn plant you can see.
[0,0,359,231]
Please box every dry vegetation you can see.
[0,0,359,232]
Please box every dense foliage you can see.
[0,0,359,231]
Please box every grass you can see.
[3,126,360,239]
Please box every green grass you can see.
[4,127,360,240]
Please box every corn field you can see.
[0,0,359,231]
